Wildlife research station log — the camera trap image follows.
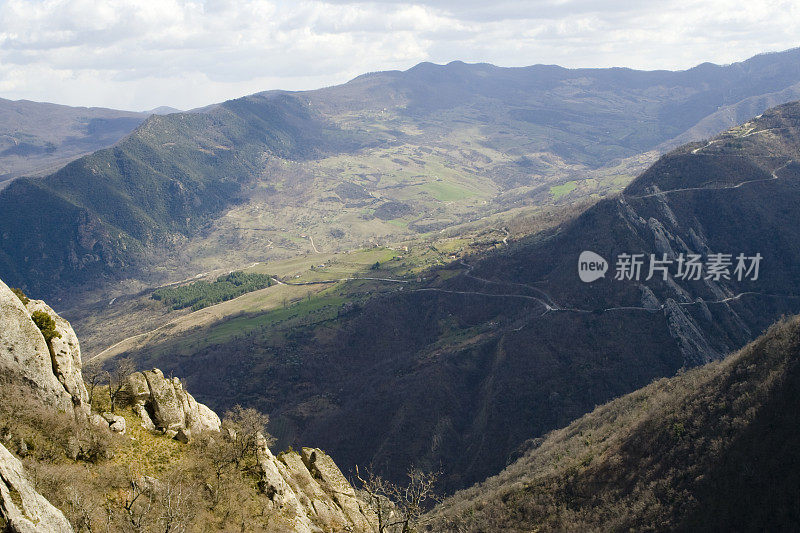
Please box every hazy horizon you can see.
[1,0,799,112]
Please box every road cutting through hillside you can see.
[626,160,793,200]
[410,283,800,319]
[427,260,800,317]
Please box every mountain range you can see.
[2,47,800,532]
[6,48,800,297]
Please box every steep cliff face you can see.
[24,299,90,412]
[0,279,88,416]
[0,442,74,533]
[300,447,377,531]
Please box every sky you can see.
[1,0,799,111]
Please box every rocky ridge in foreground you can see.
[0,277,376,532]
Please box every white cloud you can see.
[0,0,798,111]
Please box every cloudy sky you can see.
[1,0,799,111]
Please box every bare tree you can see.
[356,466,395,533]
[122,471,193,533]
[124,475,154,532]
[156,478,192,533]
[222,405,273,470]
[82,364,104,409]
[65,486,94,533]
[107,358,135,413]
[356,465,440,533]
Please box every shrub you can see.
[10,287,29,305]
[30,310,61,343]
[0,382,113,464]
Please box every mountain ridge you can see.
[0,97,146,184]
[0,92,371,293]
[7,49,800,299]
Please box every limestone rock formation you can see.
[301,447,376,532]
[0,442,74,532]
[255,434,376,532]
[255,434,316,533]
[664,298,720,366]
[0,279,87,416]
[24,299,90,414]
[90,413,108,429]
[141,369,185,430]
[122,368,221,436]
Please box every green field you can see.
[420,180,479,201]
[550,180,579,199]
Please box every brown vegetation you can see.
[0,372,294,532]
[425,315,800,531]
[356,465,440,533]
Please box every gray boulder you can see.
[122,371,150,406]
[133,403,156,431]
[193,402,222,434]
[251,434,378,532]
[126,369,221,434]
[0,442,74,532]
[142,369,185,430]
[255,433,306,508]
[101,412,126,434]
[90,413,108,429]
[171,376,220,433]
[278,450,352,530]
[302,447,376,531]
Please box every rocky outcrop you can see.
[141,369,185,430]
[255,435,316,533]
[663,298,720,366]
[24,299,90,414]
[301,447,376,531]
[0,442,74,532]
[119,374,374,531]
[256,435,376,532]
[0,276,370,531]
[122,368,221,437]
[0,279,87,417]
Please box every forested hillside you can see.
[0,98,145,183]
[426,315,800,531]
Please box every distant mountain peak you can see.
[145,105,182,115]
